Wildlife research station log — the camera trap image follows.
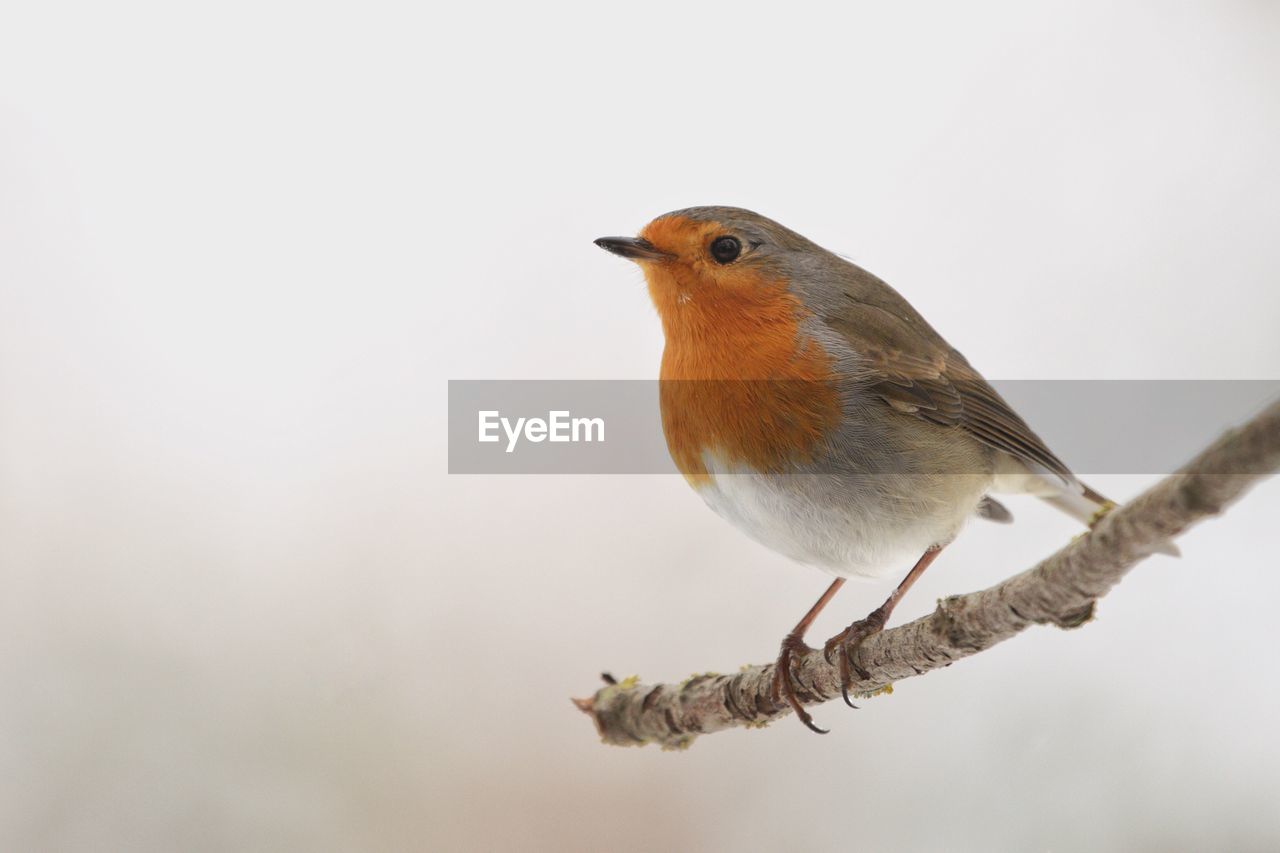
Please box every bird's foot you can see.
[770,632,828,734]
[823,607,888,708]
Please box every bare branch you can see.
[575,400,1280,749]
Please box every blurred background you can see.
[3,1,1279,850]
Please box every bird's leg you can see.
[771,577,845,734]
[824,545,946,707]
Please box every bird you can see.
[594,207,1175,734]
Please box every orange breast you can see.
[642,255,840,487]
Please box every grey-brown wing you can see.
[825,302,1077,486]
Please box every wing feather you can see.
[825,298,1076,487]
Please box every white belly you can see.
[695,456,991,580]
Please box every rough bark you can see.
[574,400,1280,749]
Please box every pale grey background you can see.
[2,2,1279,851]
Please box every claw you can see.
[772,635,829,734]
[794,703,829,735]
[823,612,885,709]
[835,654,860,708]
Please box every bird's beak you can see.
[593,236,672,262]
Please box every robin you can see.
[594,207,1176,733]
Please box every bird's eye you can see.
[709,235,742,264]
